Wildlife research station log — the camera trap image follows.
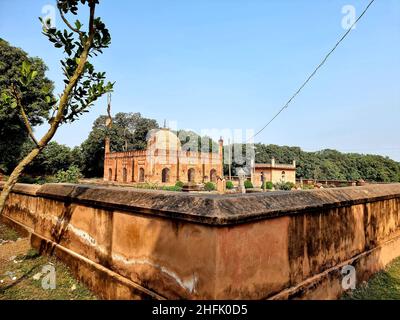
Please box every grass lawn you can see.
[0,222,97,300]
[343,258,400,300]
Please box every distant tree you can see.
[224,143,400,183]
[80,112,159,177]
[0,38,54,172]
[21,141,75,176]
[0,0,114,214]
[177,130,219,153]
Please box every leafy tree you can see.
[80,112,159,177]
[224,142,400,183]
[0,0,114,214]
[177,130,219,153]
[0,39,54,172]
[21,141,76,176]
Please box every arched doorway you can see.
[210,169,217,182]
[162,168,170,183]
[188,168,195,183]
[281,171,286,182]
[139,168,145,182]
[108,168,113,181]
[123,168,128,183]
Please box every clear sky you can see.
[1,0,399,160]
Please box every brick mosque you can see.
[103,128,296,186]
[103,128,224,184]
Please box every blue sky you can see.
[1,0,399,160]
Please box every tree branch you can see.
[38,1,97,147]
[10,84,39,147]
[57,1,84,42]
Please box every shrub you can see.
[302,184,315,190]
[54,165,83,184]
[134,182,158,190]
[244,180,253,189]
[275,181,295,191]
[226,181,234,190]
[204,182,216,191]
[262,181,274,190]
[162,185,182,192]
[175,181,184,188]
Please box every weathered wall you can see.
[1,182,400,300]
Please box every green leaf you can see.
[11,101,17,109]
[75,20,82,30]
[31,70,38,80]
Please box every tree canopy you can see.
[0,39,54,172]
[225,143,400,183]
[80,112,159,177]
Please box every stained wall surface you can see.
[1,182,400,299]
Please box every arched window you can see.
[123,168,128,183]
[188,168,195,183]
[210,169,217,182]
[282,171,286,182]
[139,168,145,182]
[108,168,113,181]
[162,168,170,183]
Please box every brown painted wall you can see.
[1,182,400,300]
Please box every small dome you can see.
[147,129,181,151]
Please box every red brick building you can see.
[103,129,223,185]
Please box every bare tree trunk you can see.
[0,147,41,214]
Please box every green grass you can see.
[343,257,400,300]
[0,249,98,300]
[0,223,97,300]
[0,223,20,242]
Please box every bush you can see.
[302,184,315,190]
[204,182,216,191]
[175,181,184,188]
[262,181,274,190]
[134,182,158,190]
[244,180,253,189]
[275,181,295,191]
[162,185,182,192]
[54,165,83,184]
[226,181,234,190]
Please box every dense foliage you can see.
[0,39,54,172]
[54,165,83,183]
[80,112,159,177]
[226,143,400,183]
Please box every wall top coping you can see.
[2,182,400,225]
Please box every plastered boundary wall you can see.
[1,182,400,300]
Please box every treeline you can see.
[2,112,399,183]
[251,144,400,183]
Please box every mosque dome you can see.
[147,128,181,151]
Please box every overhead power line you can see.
[248,0,376,143]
